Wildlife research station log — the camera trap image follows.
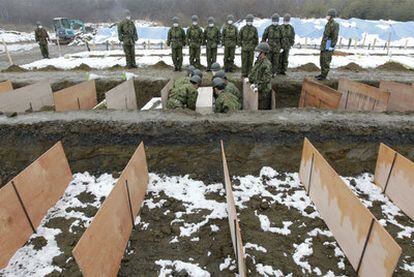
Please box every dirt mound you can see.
[1,64,28,73]
[73,63,92,71]
[376,62,411,72]
[295,63,319,72]
[37,65,61,71]
[150,61,173,70]
[109,64,124,70]
[338,62,366,72]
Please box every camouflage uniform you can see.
[187,25,204,68]
[225,82,242,103]
[249,57,272,110]
[167,26,186,71]
[215,91,241,113]
[204,25,221,71]
[222,23,238,72]
[262,25,282,76]
[239,25,259,77]
[174,76,191,88]
[320,19,339,78]
[35,27,49,58]
[279,24,295,74]
[167,83,198,110]
[118,19,138,67]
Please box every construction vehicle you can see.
[53,17,87,44]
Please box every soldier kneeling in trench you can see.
[213,78,241,113]
[213,71,242,104]
[167,75,202,110]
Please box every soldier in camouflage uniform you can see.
[248,42,272,110]
[118,10,138,68]
[239,14,259,77]
[211,62,221,76]
[34,22,50,59]
[279,14,295,75]
[262,14,282,77]
[167,16,186,71]
[316,9,340,80]
[221,15,238,73]
[204,17,221,71]
[213,78,241,113]
[213,71,242,103]
[174,65,195,88]
[167,75,201,110]
[187,15,204,69]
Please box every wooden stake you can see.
[2,39,13,65]
[56,37,62,57]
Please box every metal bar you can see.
[11,180,36,233]
[356,218,375,274]
[383,153,398,194]
[125,180,136,230]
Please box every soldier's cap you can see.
[227,14,235,21]
[255,42,270,54]
[272,13,280,22]
[211,62,221,72]
[191,15,199,22]
[283,13,291,22]
[208,17,215,24]
[214,70,227,80]
[212,77,226,90]
[185,65,195,73]
[246,14,254,22]
[192,69,203,78]
[172,16,179,23]
[190,75,202,85]
[327,9,337,18]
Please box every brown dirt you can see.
[109,64,124,70]
[1,64,28,73]
[338,62,366,72]
[37,65,62,71]
[294,63,320,72]
[376,62,412,72]
[150,61,173,70]
[72,63,92,71]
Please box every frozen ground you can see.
[2,167,414,276]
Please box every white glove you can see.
[253,87,259,93]
[244,78,249,83]
[328,47,335,52]
[250,84,256,90]
[280,49,284,53]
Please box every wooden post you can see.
[2,39,13,65]
[372,38,377,49]
[354,37,358,49]
[387,31,392,55]
[404,39,408,49]
[56,37,62,57]
[361,33,367,48]
[304,37,308,48]
[338,37,343,49]
[348,38,352,49]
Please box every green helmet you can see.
[255,42,270,54]
[190,75,202,85]
[272,13,280,22]
[227,14,235,22]
[192,69,203,79]
[191,15,199,22]
[214,70,227,80]
[208,17,215,24]
[172,16,179,23]
[211,62,221,72]
[246,14,254,22]
[212,77,226,90]
[186,65,195,75]
[327,9,337,18]
[283,13,291,22]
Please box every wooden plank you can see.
[196,87,213,115]
[374,144,397,191]
[0,81,53,113]
[299,78,342,110]
[0,80,13,93]
[338,78,389,112]
[221,141,246,277]
[73,142,149,277]
[161,79,175,109]
[105,79,137,110]
[54,80,97,112]
[242,78,258,111]
[379,81,414,112]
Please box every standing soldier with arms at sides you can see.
[204,17,221,72]
[187,15,204,69]
[222,15,238,73]
[167,16,186,71]
[262,13,282,77]
[279,14,295,75]
[118,10,138,68]
[239,14,259,77]
[316,9,340,80]
[248,42,272,110]
[35,22,50,59]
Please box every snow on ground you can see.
[0,43,37,53]
[0,29,34,43]
[155,260,210,277]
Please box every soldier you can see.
[34,22,50,59]
[213,71,242,103]
[211,62,221,76]
[213,78,241,113]
[262,14,282,77]
[239,14,259,77]
[316,9,340,80]
[167,75,201,110]
[222,15,238,73]
[279,14,295,75]
[173,65,195,88]
[118,10,138,68]
[187,15,204,69]
[167,16,186,71]
[248,42,272,110]
[204,17,221,71]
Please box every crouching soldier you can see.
[167,16,186,71]
[35,22,50,59]
[167,75,201,110]
[213,78,241,113]
[248,42,272,110]
[174,65,195,88]
[213,71,242,104]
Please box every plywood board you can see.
[0,81,53,113]
[299,78,342,109]
[161,79,175,109]
[54,80,97,112]
[338,78,389,112]
[374,144,397,191]
[73,142,149,277]
[379,81,414,112]
[221,141,246,277]
[196,87,213,115]
[105,79,137,110]
[242,78,258,110]
[0,80,13,93]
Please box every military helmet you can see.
[191,15,199,22]
[227,14,235,22]
[255,42,270,54]
[283,13,291,22]
[214,70,227,80]
[246,14,254,22]
[327,9,337,18]
[208,17,215,24]
[172,16,179,23]
[124,9,131,16]
[192,69,203,79]
[212,78,226,90]
[186,65,195,74]
[211,62,221,72]
[190,75,202,85]
[272,13,280,22]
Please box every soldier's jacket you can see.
[238,25,258,51]
[167,26,186,49]
[187,25,204,48]
[280,24,295,50]
[204,26,221,49]
[173,76,190,88]
[225,82,242,103]
[321,19,339,51]
[35,27,49,45]
[215,91,241,113]
[168,83,198,110]
[118,19,138,45]
[222,24,238,48]
[249,57,272,94]
[262,25,282,50]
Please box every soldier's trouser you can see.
[39,43,49,58]
[258,90,271,110]
[206,47,218,70]
[189,46,201,68]
[171,46,183,70]
[242,49,254,76]
[123,44,136,67]
[279,48,290,73]
[224,46,236,71]
[320,51,333,77]
[268,50,280,76]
